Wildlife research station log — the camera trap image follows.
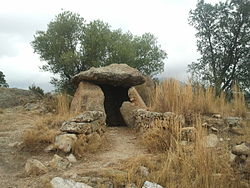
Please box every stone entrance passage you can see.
[100,84,129,126]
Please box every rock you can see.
[232,143,250,156]
[72,64,145,87]
[212,114,222,119]
[50,177,93,188]
[203,134,219,148]
[225,117,242,127]
[44,144,55,152]
[25,159,48,176]
[70,111,106,123]
[210,127,219,132]
[134,109,184,131]
[61,111,105,134]
[128,87,147,108]
[75,176,113,188]
[61,122,101,134]
[135,76,156,107]
[66,154,77,163]
[70,81,105,114]
[120,102,140,127]
[142,181,163,188]
[50,154,71,170]
[8,141,22,147]
[54,134,77,153]
[138,166,149,177]
[229,127,245,135]
[229,152,237,162]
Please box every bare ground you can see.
[0,107,147,188]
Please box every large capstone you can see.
[72,64,145,87]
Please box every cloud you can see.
[0,0,222,91]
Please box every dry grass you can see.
[22,93,72,150]
[152,79,247,119]
[140,117,182,153]
[121,116,244,188]
[72,132,106,157]
[0,108,3,114]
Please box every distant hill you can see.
[0,87,40,108]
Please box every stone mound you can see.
[72,64,145,87]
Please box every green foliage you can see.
[31,11,167,93]
[0,71,9,88]
[29,84,44,96]
[188,0,250,95]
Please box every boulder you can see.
[61,111,105,134]
[70,81,105,114]
[142,181,163,188]
[232,143,250,156]
[120,102,140,127]
[72,64,145,87]
[54,134,77,153]
[50,177,93,188]
[25,159,48,176]
[128,87,147,108]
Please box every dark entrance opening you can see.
[99,84,129,126]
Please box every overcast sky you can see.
[0,0,222,92]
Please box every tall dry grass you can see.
[124,116,242,188]
[152,79,247,118]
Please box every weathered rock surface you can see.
[61,111,105,134]
[120,102,140,127]
[142,181,163,188]
[54,134,77,153]
[75,176,113,188]
[134,109,184,131]
[203,134,219,148]
[70,111,106,123]
[0,87,40,108]
[128,87,147,108]
[225,117,242,127]
[135,76,155,107]
[72,64,145,87]
[50,154,71,170]
[50,177,93,188]
[25,159,48,176]
[66,154,77,163]
[70,81,105,114]
[232,143,250,156]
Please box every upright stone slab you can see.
[70,81,105,115]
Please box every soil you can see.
[0,106,147,188]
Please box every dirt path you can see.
[0,107,147,187]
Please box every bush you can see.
[29,84,44,97]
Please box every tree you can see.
[32,11,167,93]
[0,71,9,88]
[188,0,250,95]
[29,84,44,97]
